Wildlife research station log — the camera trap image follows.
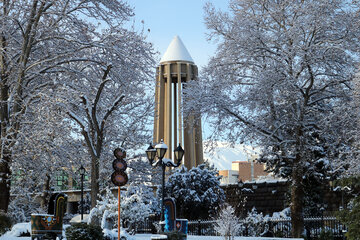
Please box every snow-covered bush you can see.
[88,188,118,227]
[121,183,159,231]
[88,184,158,230]
[214,204,242,240]
[165,164,225,219]
[242,208,269,237]
[269,208,291,237]
[65,223,104,240]
[0,211,12,236]
[7,193,44,223]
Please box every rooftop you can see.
[160,35,194,64]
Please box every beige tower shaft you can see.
[153,36,203,169]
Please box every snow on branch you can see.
[222,107,283,142]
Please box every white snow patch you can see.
[160,36,194,63]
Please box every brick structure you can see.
[222,181,350,217]
[232,161,268,182]
[223,181,289,216]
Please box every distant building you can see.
[232,161,268,182]
[218,160,269,184]
[218,170,239,185]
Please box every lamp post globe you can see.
[155,140,168,159]
[174,144,185,165]
[238,180,244,188]
[146,144,156,164]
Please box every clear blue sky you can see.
[129,0,229,68]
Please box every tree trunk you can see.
[40,174,51,209]
[0,159,10,213]
[290,164,304,237]
[90,156,100,209]
[291,123,305,238]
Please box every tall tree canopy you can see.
[0,0,155,212]
[185,0,360,237]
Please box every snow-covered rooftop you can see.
[160,35,194,64]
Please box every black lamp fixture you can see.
[155,140,168,159]
[174,144,185,165]
[79,165,86,176]
[146,143,156,164]
[238,179,244,188]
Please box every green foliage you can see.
[0,212,12,236]
[65,223,104,240]
[164,231,186,240]
[334,176,360,190]
[337,196,360,240]
[318,229,334,240]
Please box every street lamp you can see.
[79,165,86,221]
[317,203,327,229]
[146,140,184,226]
[238,180,244,188]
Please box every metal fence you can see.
[137,216,346,239]
[270,216,346,238]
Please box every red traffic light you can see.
[112,159,127,171]
[114,148,126,159]
[111,171,128,186]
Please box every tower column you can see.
[153,36,203,169]
[177,62,182,147]
[164,63,172,160]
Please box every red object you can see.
[118,186,120,240]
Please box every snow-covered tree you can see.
[10,94,82,209]
[59,11,155,209]
[164,164,225,219]
[63,58,154,208]
[0,0,151,213]
[0,0,156,212]
[127,156,161,186]
[185,0,360,236]
[214,203,242,240]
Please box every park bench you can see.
[30,192,67,240]
[163,198,188,238]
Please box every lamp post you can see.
[79,165,86,221]
[238,180,244,188]
[317,203,327,229]
[146,140,184,225]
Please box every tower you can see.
[153,36,203,169]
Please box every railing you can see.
[137,216,347,238]
[270,216,346,238]
[187,220,219,236]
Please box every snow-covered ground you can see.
[0,223,303,240]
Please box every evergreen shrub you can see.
[337,196,360,240]
[65,223,103,240]
[164,231,186,240]
[0,212,12,236]
[318,229,334,240]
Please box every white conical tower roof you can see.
[160,36,194,64]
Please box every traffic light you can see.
[111,148,128,186]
